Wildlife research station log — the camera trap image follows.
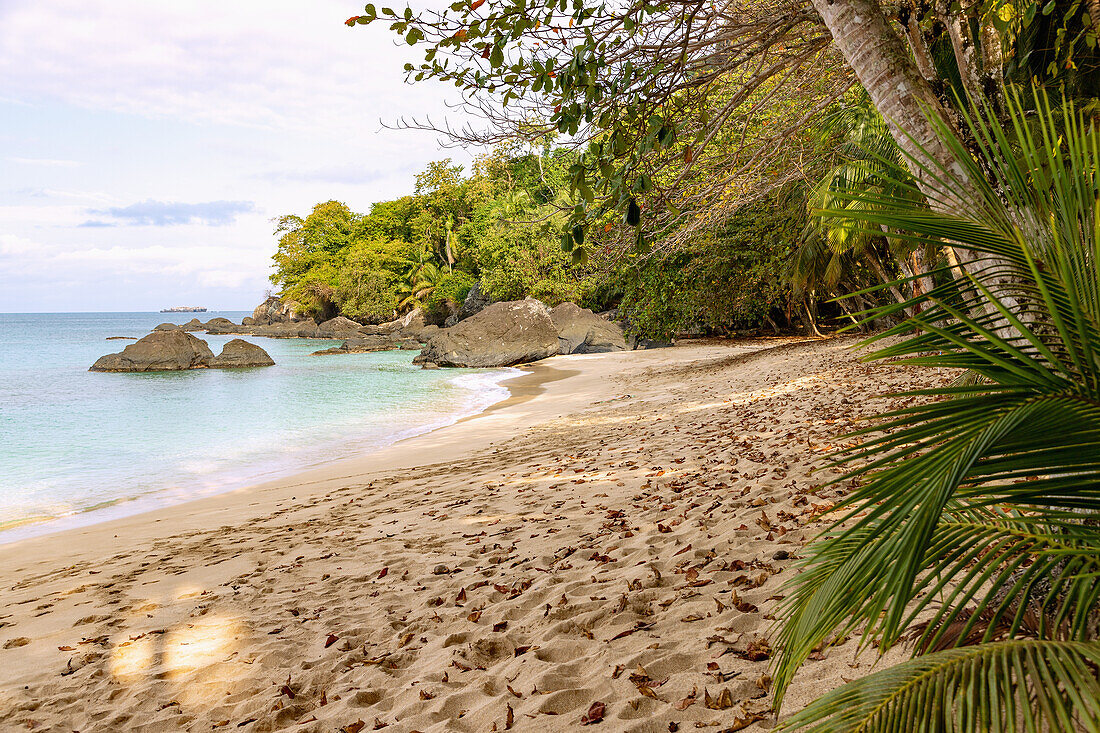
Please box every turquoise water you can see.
[0,312,513,541]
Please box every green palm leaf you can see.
[773,86,1100,729]
[778,640,1100,733]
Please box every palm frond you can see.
[773,85,1100,724]
[778,640,1100,733]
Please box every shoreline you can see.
[0,337,948,732]
[0,361,520,546]
[0,346,638,572]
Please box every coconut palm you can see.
[773,88,1100,731]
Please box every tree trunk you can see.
[809,0,973,209]
[812,0,1022,331]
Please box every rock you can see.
[413,299,560,368]
[444,314,459,328]
[397,308,428,334]
[90,331,215,372]
[317,316,363,336]
[207,339,275,368]
[241,316,256,326]
[311,335,415,355]
[180,318,206,331]
[202,317,238,333]
[432,564,450,575]
[420,361,440,369]
[153,322,180,331]
[549,302,627,354]
[106,336,138,341]
[252,322,320,338]
[251,296,289,325]
[418,324,441,343]
[458,281,492,321]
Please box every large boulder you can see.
[90,331,215,372]
[550,302,628,354]
[180,318,206,331]
[207,339,274,368]
[414,299,560,368]
[153,322,180,331]
[317,316,363,337]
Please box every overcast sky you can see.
[0,0,473,312]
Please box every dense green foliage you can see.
[269,147,819,336]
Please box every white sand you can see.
[0,337,945,732]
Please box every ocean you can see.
[0,312,514,542]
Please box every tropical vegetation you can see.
[272,2,1100,724]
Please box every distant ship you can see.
[159,306,208,313]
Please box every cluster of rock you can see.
[90,332,274,372]
[104,292,628,372]
[414,299,626,368]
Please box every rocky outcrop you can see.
[251,322,320,338]
[414,299,560,368]
[202,317,237,333]
[550,302,627,354]
[90,331,215,372]
[91,332,274,371]
[180,318,206,331]
[317,316,363,337]
[207,339,275,368]
[311,335,420,355]
[252,296,287,325]
[458,281,492,321]
[153,322,180,331]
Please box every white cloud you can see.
[0,1,448,135]
[7,157,81,167]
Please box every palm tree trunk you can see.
[809,0,973,211]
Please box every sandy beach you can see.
[0,337,947,732]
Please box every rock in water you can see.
[180,318,206,331]
[311,335,416,355]
[550,302,627,354]
[90,331,215,372]
[153,322,181,331]
[414,299,560,368]
[202,317,238,333]
[207,339,275,368]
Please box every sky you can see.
[0,0,474,312]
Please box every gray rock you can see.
[90,331,215,372]
[241,316,256,326]
[106,336,138,340]
[153,322,181,331]
[251,296,289,325]
[202,317,238,333]
[458,281,492,321]
[549,302,627,354]
[317,316,363,336]
[207,339,274,368]
[311,335,415,355]
[251,322,320,338]
[414,299,560,368]
[180,318,206,331]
